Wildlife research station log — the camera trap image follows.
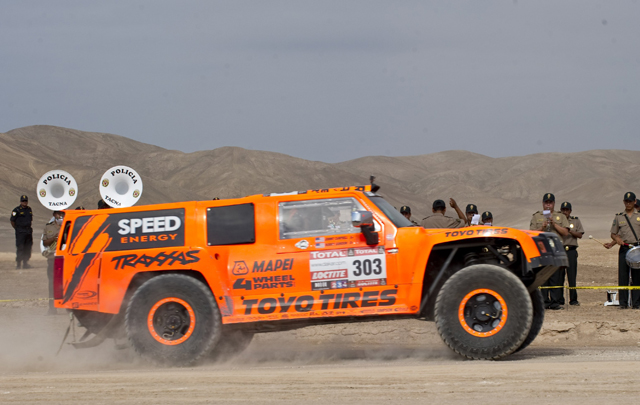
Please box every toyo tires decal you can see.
[147,297,196,345]
[458,288,508,338]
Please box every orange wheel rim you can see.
[458,288,508,338]
[147,297,196,345]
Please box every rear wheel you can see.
[515,288,545,352]
[125,274,221,366]
[435,264,533,360]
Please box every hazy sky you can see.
[1,1,639,162]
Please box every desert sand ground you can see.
[1,242,640,404]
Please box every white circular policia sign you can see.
[36,170,78,210]
[100,165,143,208]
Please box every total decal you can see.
[309,246,387,291]
[69,208,185,252]
[241,289,398,315]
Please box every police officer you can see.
[466,204,479,226]
[421,198,466,229]
[530,193,570,310]
[42,210,64,315]
[10,195,33,269]
[400,206,418,225]
[481,211,493,226]
[560,202,584,306]
[605,192,640,309]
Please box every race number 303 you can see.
[309,247,387,288]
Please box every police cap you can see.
[465,204,478,214]
[481,211,493,222]
[624,192,636,201]
[20,195,28,202]
[400,206,411,214]
[543,193,555,202]
[560,201,572,211]
[432,199,446,210]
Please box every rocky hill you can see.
[0,125,636,251]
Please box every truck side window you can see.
[207,203,255,245]
[279,198,365,240]
[59,221,72,251]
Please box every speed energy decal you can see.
[309,247,387,290]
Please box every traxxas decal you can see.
[111,250,200,270]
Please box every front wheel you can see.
[515,288,545,352]
[435,264,533,360]
[125,274,221,366]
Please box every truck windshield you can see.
[365,195,415,228]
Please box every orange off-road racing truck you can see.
[53,185,567,365]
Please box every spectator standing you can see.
[400,206,418,225]
[605,192,640,309]
[42,211,64,315]
[10,195,33,269]
[421,198,466,229]
[530,193,570,310]
[560,202,584,306]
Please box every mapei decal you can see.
[112,250,200,270]
[242,289,397,315]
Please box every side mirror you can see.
[352,211,378,245]
[351,211,374,227]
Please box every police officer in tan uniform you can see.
[560,202,584,306]
[530,193,570,309]
[42,211,64,315]
[421,198,466,229]
[605,192,640,309]
[481,211,493,226]
[465,204,479,226]
[400,206,418,225]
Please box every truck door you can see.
[277,197,391,295]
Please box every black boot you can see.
[15,261,21,269]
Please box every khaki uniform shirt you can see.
[610,211,640,244]
[530,210,570,237]
[42,220,61,258]
[421,213,465,229]
[563,216,584,247]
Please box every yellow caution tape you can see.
[0,298,52,303]
[539,286,640,290]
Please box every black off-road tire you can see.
[515,288,545,353]
[434,264,533,360]
[210,328,255,361]
[125,274,221,366]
